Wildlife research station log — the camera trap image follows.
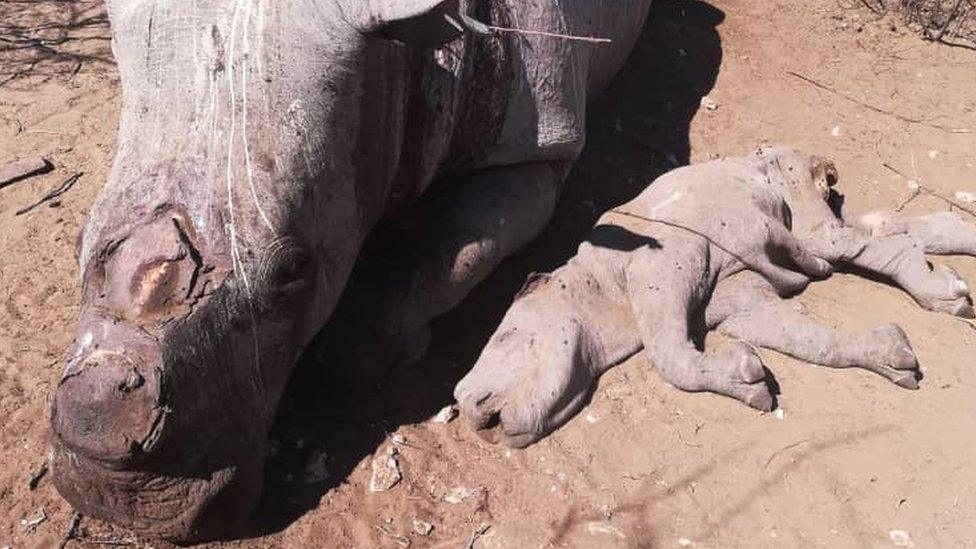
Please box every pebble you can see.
[369,446,402,492]
[889,529,913,547]
[444,485,484,504]
[413,519,434,536]
[433,404,458,424]
[831,125,843,137]
[700,96,719,111]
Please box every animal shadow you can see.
[251,0,726,537]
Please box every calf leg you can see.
[707,273,920,389]
[803,223,974,318]
[626,240,774,411]
[853,210,976,256]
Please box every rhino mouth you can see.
[50,435,263,543]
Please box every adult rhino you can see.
[49,0,828,541]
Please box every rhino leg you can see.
[625,236,775,411]
[378,162,563,364]
[707,272,920,389]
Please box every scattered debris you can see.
[889,529,913,547]
[374,524,410,548]
[432,404,458,424]
[58,512,82,549]
[954,191,975,204]
[28,460,49,490]
[21,507,47,534]
[303,449,330,483]
[0,157,53,189]
[700,96,719,111]
[443,485,485,504]
[16,172,83,216]
[369,446,402,492]
[587,521,626,538]
[412,519,434,536]
[465,523,490,549]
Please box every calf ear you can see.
[365,0,465,47]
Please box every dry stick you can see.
[57,512,82,549]
[445,12,612,44]
[15,171,82,215]
[881,162,976,218]
[786,70,975,134]
[466,524,491,549]
[27,460,48,490]
[0,157,53,189]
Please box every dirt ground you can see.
[2,0,975,547]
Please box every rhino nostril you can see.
[54,351,163,464]
[118,371,145,393]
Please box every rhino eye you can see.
[267,243,311,294]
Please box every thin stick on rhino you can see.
[0,157,54,189]
[445,13,612,43]
[15,172,83,216]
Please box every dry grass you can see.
[860,0,976,48]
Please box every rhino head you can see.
[50,0,462,542]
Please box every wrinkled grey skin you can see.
[51,0,680,542]
[456,147,976,448]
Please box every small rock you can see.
[928,150,940,159]
[391,433,406,446]
[889,529,913,547]
[432,404,457,424]
[773,409,785,420]
[587,521,626,538]
[413,519,434,536]
[831,125,843,137]
[954,191,975,204]
[585,411,600,424]
[678,538,694,547]
[303,449,330,483]
[443,485,484,504]
[369,446,402,492]
[700,96,719,111]
[907,181,920,190]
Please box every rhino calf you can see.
[456,146,976,447]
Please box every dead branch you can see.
[15,171,82,215]
[28,460,49,490]
[0,157,53,189]
[465,524,491,549]
[786,70,975,134]
[57,512,82,549]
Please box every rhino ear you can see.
[365,0,464,47]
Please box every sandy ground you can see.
[1,0,975,548]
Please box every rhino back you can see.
[392,0,653,201]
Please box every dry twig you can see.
[882,162,976,217]
[466,523,491,549]
[0,157,53,189]
[27,460,48,490]
[57,512,82,549]
[786,70,975,134]
[15,171,82,215]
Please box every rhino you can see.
[455,147,976,447]
[48,0,838,542]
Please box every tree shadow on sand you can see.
[0,0,113,89]
[253,0,726,538]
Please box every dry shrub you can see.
[864,0,976,48]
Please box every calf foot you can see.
[913,265,974,318]
[858,324,920,389]
[705,342,774,412]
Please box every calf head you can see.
[50,0,461,542]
